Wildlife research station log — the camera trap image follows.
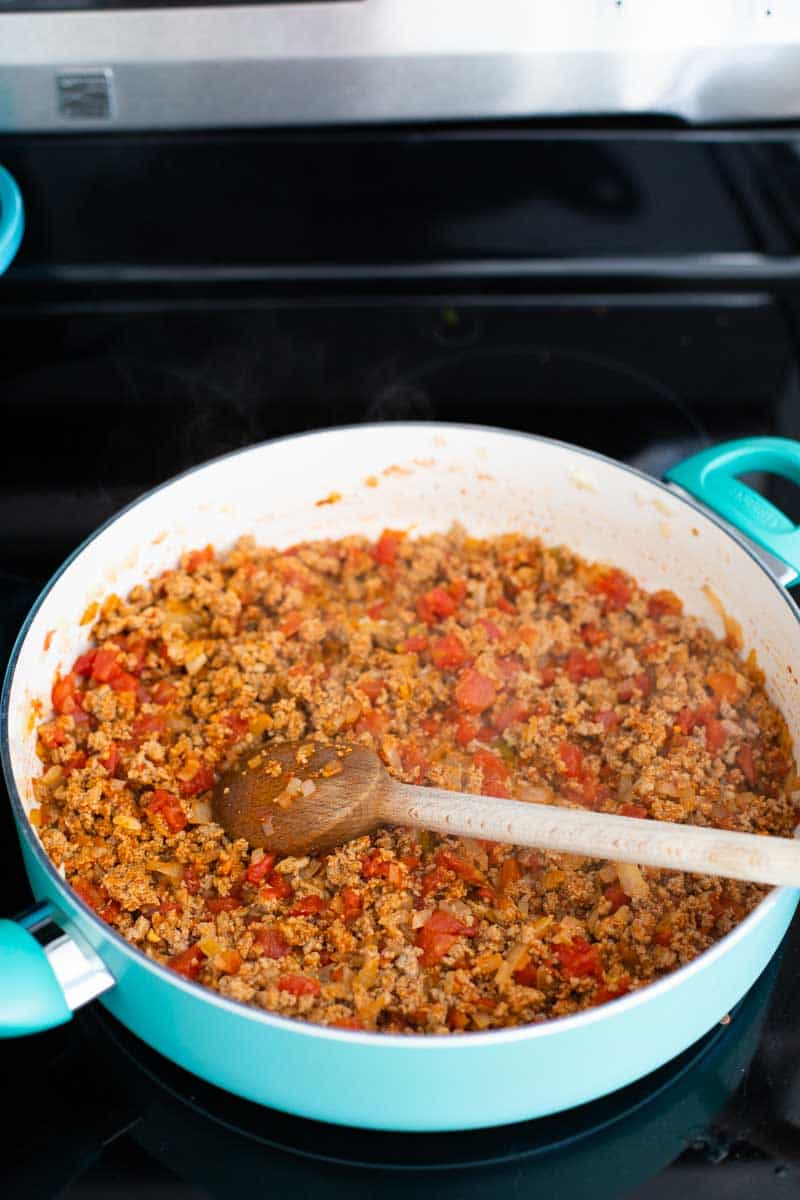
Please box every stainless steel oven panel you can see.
[2,0,800,133]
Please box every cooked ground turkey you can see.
[33,528,798,1034]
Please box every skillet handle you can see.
[0,163,24,276]
[666,437,800,586]
[0,900,114,1037]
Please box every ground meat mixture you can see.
[33,528,798,1034]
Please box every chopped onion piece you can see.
[189,797,213,824]
[515,782,554,805]
[411,907,433,929]
[495,939,530,991]
[615,861,650,900]
[146,859,183,879]
[113,814,142,832]
[185,652,207,676]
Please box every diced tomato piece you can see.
[635,672,653,698]
[620,804,649,819]
[449,578,468,604]
[737,744,756,786]
[580,622,606,647]
[259,873,294,902]
[402,745,429,782]
[134,714,167,743]
[340,887,362,919]
[540,666,557,687]
[357,677,385,701]
[705,718,727,752]
[332,1017,364,1030]
[223,712,250,744]
[589,568,632,612]
[453,717,479,746]
[99,742,120,774]
[280,612,303,638]
[476,618,503,643]
[373,528,405,566]
[594,708,619,733]
[290,895,327,916]
[362,851,392,879]
[454,669,497,713]
[618,674,652,702]
[401,854,420,871]
[109,671,140,694]
[182,865,202,894]
[431,634,469,670]
[653,926,672,947]
[574,776,603,810]
[39,721,67,749]
[158,899,183,916]
[185,545,215,572]
[707,670,740,703]
[254,927,291,958]
[555,936,603,979]
[416,587,457,626]
[648,590,683,619]
[497,595,516,614]
[148,789,187,833]
[91,648,122,684]
[151,680,178,706]
[567,649,602,683]
[279,973,321,997]
[245,853,276,884]
[513,965,540,987]
[415,908,476,967]
[52,673,83,716]
[168,943,206,979]
[72,877,109,913]
[421,865,451,896]
[499,856,521,893]
[206,895,241,914]
[604,883,629,912]
[123,638,148,676]
[497,654,524,681]
[178,762,216,798]
[356,709,388,736]
[400,634,429,653]
[594,977,632,1004]
[420,716,441,736]
[493,699,529,733]
[472,749,512,799]
[558,741,585,779]
[434,850,486,887]
[72,650,97,676]
[676,707,698,734]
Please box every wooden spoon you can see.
[212,740,800,887]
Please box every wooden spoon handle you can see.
[382,784,800,888]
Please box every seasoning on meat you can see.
[33,528,798,1034]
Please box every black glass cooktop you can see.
[1,287,800,1197]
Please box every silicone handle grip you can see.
[0,917,71,1036]
[666,437,800,586]
[0,164,23,276]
